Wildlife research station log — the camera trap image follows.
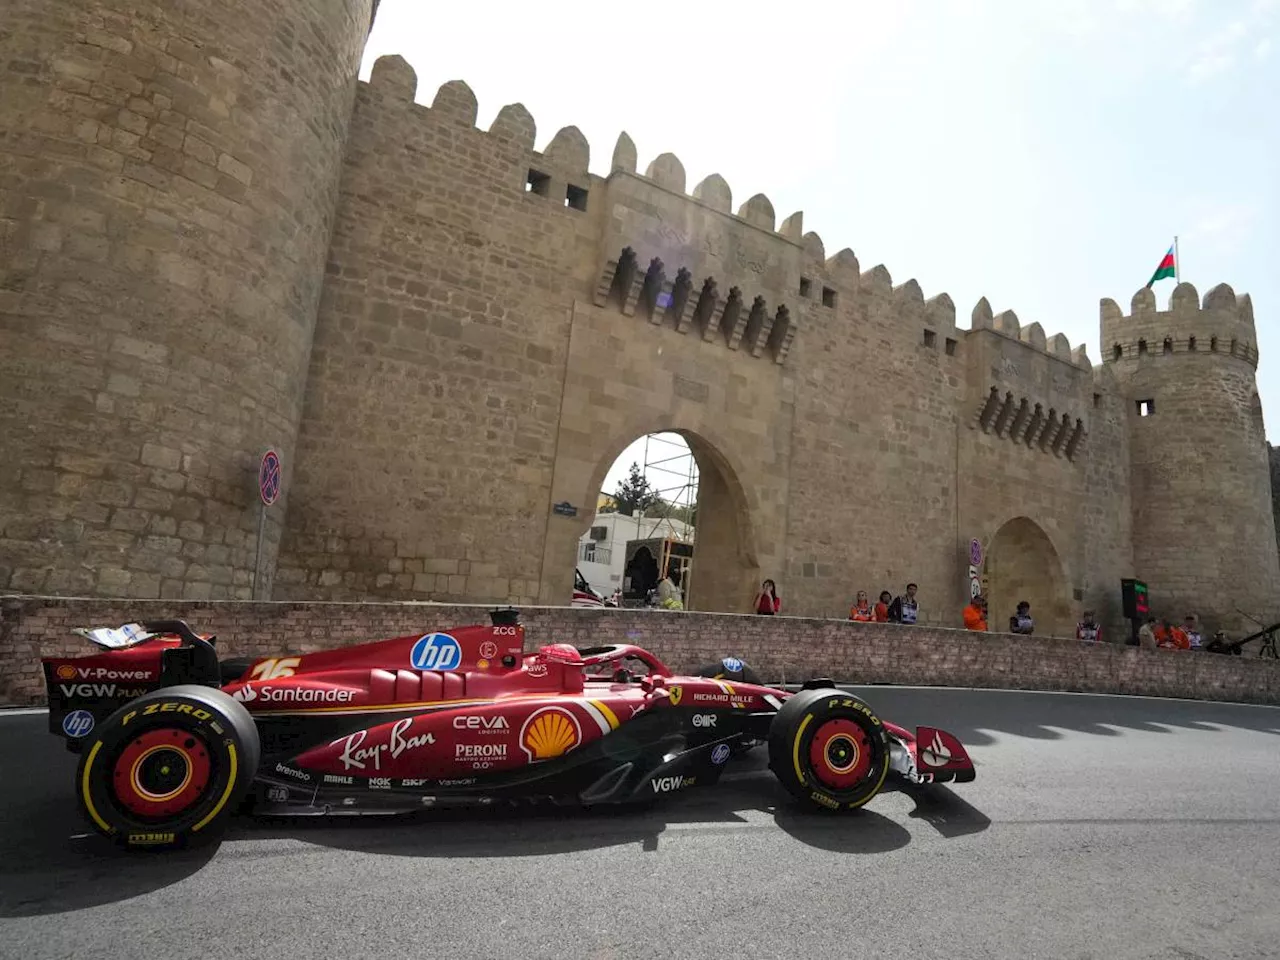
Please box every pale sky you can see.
[363,0,1279,460]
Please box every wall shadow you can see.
[838,684,1280,747]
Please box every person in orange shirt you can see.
[850,590,875,621]
[963,594,988,631]
[1153,618,1190,649]
[873,591,892,622]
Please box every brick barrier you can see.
[3,595,1279,707]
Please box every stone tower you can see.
[1101,282,1280,636]
[0,0,375,598]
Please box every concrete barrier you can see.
[3,595,1279,707]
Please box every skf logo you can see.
[667,685,682,706]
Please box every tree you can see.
[613,462,660,517]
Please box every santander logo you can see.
[232,684,356,705]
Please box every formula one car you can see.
[41,609,975,849]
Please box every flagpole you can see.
[1174,235,1180,283]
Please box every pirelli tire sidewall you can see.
[767,687,890,813]
[76,684,260,850]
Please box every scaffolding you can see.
[637,432,698,541]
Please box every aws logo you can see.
[667,686,682,706]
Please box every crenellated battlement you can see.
[363,56,1102,377]
[1100,281,1259,368]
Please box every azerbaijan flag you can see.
[1146,245,1176,287]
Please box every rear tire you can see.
[767,688,890,812]
[75,684,260,850]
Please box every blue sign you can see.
[62,710,94,738]
[259,449,281,506]
[410,633,462,671]
[721,657,744,674]
[711,743,731,765]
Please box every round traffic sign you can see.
[259,449,281,506]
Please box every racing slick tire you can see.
[75,684,260,850]
[694,656,762,685]
[767,687,890,812]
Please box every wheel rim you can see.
[808,718,872,790]
[112,728,212,819]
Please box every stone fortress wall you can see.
[2,1,1277,646]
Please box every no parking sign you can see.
[259,449,281,506]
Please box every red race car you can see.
[42,609,975,850]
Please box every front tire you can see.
[768,688,890,812]
[75,684,260,850]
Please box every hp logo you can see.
[720,657,744,674]
[62,709,95,738]
[711,743,731,765]
[410,633,463,671]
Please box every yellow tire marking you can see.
[791,714,813,784]
[589,699,620,730]
[80,741,113,834]
[191,742,238,833]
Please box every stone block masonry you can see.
[4,7,1278,653]
[3,596,1277,708]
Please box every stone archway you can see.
[543,423,761,613]
[984,517,1073,637]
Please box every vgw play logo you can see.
[410,633,462,671]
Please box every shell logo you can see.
[56,664,77,681]
[519,706,582,762]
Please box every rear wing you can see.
[71,620,216,651]
[73,623,162,650]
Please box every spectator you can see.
[963,594,988,631]
[1153,617,1189,650]
[657,569,683,610]
[887,583,920,625]
[1009,601,1035,635]
[873,591,892,622]
[849,590,874,622]
[1076,609,1103,643]
[1183,614,1203,650]
[1138,616,1158,649]
[753,579,781,616]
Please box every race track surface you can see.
[2,686,1279,960]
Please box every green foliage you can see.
[613,462,660,517]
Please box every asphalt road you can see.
[2,686,1279,960]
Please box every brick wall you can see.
[4,595,1277,708]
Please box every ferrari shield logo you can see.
[667,685,682,705]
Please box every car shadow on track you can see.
[224,759,990,861]
[0,791,217,919]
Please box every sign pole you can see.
[253,500,267,600]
